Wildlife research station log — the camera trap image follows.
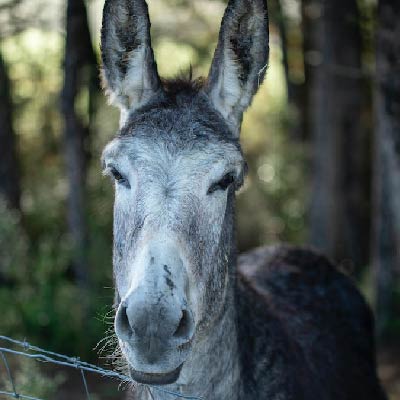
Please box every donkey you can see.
[100,0,387,399]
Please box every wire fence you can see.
[0,336,202,400]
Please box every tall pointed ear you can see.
[204,0,269,136]
[101,0,161,116]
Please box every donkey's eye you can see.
[110,167,130,188]
[207,173,235,195]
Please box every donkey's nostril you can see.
[115,302,133,341]
[173,310,192,340]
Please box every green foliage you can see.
[0,28,116,357]
[0,213,113,357]
[13,358,66,398]
[0,198,28,279]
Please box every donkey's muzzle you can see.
[115,295,194,376]
[115,299,194,350]
[114,238,194,376]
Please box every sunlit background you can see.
[0,0,399,398]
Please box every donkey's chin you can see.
[123,343,192,386]
[129,364,183,385]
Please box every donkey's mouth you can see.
[129,364,183,385]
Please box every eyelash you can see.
[104,167,240,193]
[108,167,130,188]
[207,173,235,195]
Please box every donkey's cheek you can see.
[204,193,228,236]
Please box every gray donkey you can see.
[100,0,387,399]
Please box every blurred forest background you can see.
[0,0,399,398]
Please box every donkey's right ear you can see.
[101,0,161,116]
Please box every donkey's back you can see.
[237,245,387,400]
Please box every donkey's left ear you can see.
[204,0,269,137]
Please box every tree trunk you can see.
[298,0,313,141]
[61,0,97,288]
[372,0,400,338]
[308,0,370,271]
[271,0,292,104]
[272,0,310,141]
[0,49,20,210]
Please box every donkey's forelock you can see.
[117,76,240,146]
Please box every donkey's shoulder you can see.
[237,244,369,326]
[237,244,374,350]
[236,245,386,400]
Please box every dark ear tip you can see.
[223,0,269,33]
[251,0,268,19]
[229,0,268,12]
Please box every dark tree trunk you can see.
[61,0,97,288]
[272,0,309,141]
[308,0,370,271]
[373,0,400,338]
[0,49,20,210]
[298,0,313,141]
[272,0,292,104]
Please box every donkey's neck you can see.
[141,288,242,400]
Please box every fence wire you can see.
[0,336,202,400]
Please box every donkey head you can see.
[101,0,268,385]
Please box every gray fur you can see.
[205,0,269,136]
[101,0,161,120]
[100,1,386,399]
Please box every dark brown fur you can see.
[237,245,387,399]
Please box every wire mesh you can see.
[0,336,202,400]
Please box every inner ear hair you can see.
[204,0,269,137]
[101,0,162,114]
